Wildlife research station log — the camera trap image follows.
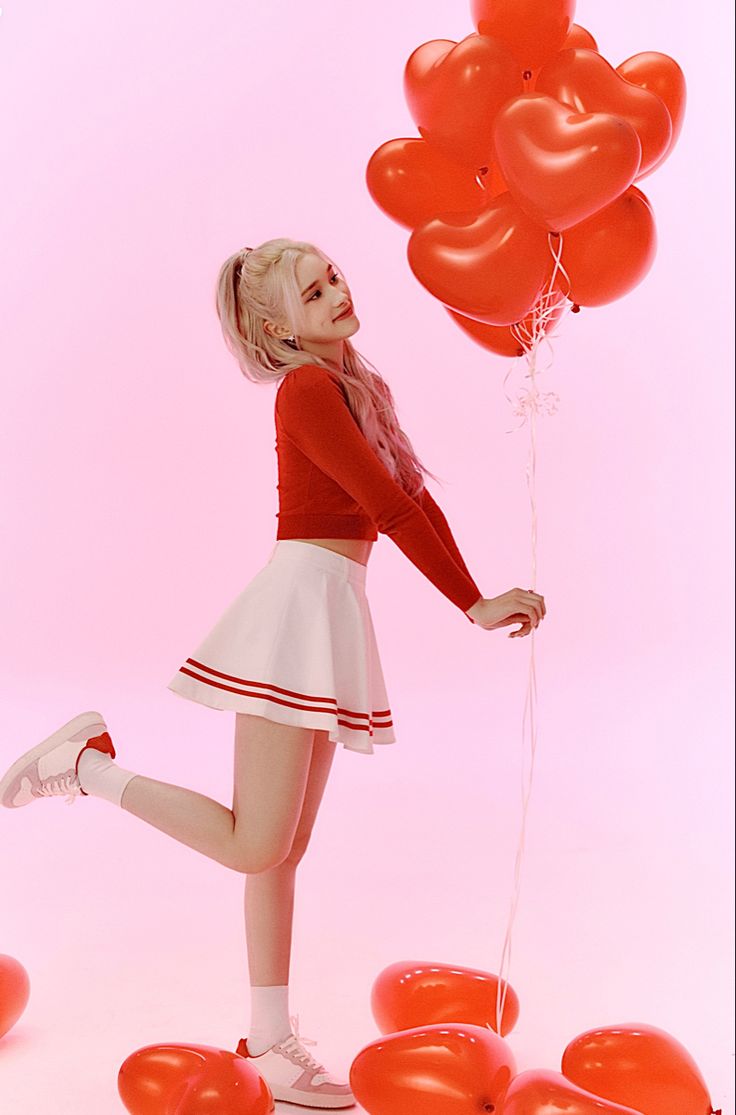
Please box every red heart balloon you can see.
[561,1023,719,1115]
[404,32,523,170]
[350,1022,515,1115]
[616,53,687,181]
[562,24,599,53]
[515,25,599,89]
[555,185,657,306]
[535,48,672,177]
[371,960,520,1036]
[447,296,566,356]
[366,137,490,230]
[493,92,642,231]
[471,0,575,73]
[485,161,510,196]
[498,1068,646,1114]
[118,1043,273,1115]
[408,191,552,325]
[0,955,30,1040]
[174,1059,272,1115]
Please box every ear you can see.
[265,320,289,340]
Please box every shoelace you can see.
[34,771,81,807]
[279,1013,325,1072]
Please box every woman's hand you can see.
[466,588,546,636]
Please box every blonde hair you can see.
[214,236,444,498]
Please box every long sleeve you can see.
[276,366,482,615]
[414,485,477,588]
[414,486,482,623]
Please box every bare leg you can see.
[245,859,298,985]
[108,719,337,991]
[115,718,338,1055]
[116,715,316,874]
[121,776,239,870]
[244,730,337,986]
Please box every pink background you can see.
[1,1,733,1111]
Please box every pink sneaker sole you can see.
[236,1036,356,1109]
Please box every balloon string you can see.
[491,237,570,1035]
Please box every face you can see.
[276,252,359,365]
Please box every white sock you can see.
[77,748,138,808]
[247,984,292,1056]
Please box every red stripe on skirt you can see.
[177,659,393,733]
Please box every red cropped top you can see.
[274,364,482,617]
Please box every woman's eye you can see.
[309,273,340,300]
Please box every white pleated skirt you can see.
[166,540,396,754]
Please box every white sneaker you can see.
[0,711,115,808]
[236,1014,355,1108]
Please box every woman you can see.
[0,238,546,1109]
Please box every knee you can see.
[229,846,294,875]
[282,838,309,867]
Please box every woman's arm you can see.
[414,485,476,587]
[276,365,482,615]
[414,486,481,623]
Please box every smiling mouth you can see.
[334,304,354,321]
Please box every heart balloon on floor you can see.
[561,1023,722,1115]
[0,954,30,1040]
[350,1022,515,1115]
[371,960,520,1036]
[497,1068,646,1114]
[118,1043,274,1115]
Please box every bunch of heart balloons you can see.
[348,960,722,1115]
[366,0,686,357]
